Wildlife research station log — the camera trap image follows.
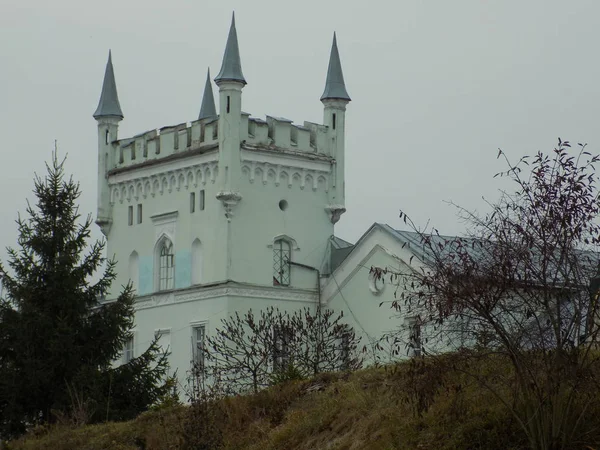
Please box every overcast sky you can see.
[1,0,599,263]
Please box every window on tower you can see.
[199,190,205,211]
[273,239,291,286]
[159,240,175,291]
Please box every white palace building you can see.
[94,14,425,379]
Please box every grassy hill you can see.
[8,354,600,450]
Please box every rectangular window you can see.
[199,189,205,211]
[137,204,142,224]
[192,325,205,369]
[190,192,196,213]
[128,206,133,226]
[273,325,291,372]
[124,336,134,363]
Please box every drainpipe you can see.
[288,260,322,374]
[288,260,321,312]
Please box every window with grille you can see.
[124,336,134,363]
[273,325,291,372]
[159,240,174,291]
[137,204,143,224]
[192,324,205,369]
[128,205,133,226]
[273,239,291,286]
[190,192,196,213]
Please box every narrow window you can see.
[226,96,230,113]
[199,189,205,211]
[332,113,336,130]
[273,239,291,286]
[273,325,291,372]
[159,240,175,291]
[190,192,196,213]
[105,129,110,145]
[128,205,133,226]
[124,336,134,363]
[137,204,142,224]
[192,325,206,370]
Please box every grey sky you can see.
[1,0,599,263]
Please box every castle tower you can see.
[94,15,352,382]
[93,50,123,236]
[215,13,246,202]
[321,33,351,225]
[214,13,246,280]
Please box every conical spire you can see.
[320,33,351,102]
[214,13,246,85]
[199,68,217,120]
[93,50,124,119]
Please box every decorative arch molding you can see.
[267,234,300,251]
[109,162,218,204]
[241,162,329,192]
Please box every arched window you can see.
[191,238,203,285]
[129,251,139,292]
[159,240,174,291]
[273,239,291,286]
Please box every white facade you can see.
[94,17,422,385]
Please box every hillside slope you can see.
[8,355,599,450]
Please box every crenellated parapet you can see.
[113,117,219,170]
[244,116,330,155]
[110,112,333,174]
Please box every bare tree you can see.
[288,308,362,375]
[194,307,362,395]
[374,139,600,449]
[196,308,283,395]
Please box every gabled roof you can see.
[94,50,124,120]
[214,13,246,85]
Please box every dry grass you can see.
[7,355,600,450]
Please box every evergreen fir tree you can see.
[0,153,171,437]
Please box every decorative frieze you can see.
[109,162,218,204]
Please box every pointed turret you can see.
[214,13,246,86]
[94,50,124,119]
[320,33,351,102]
[198,68,217,120]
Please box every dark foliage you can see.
[0,153,171,438]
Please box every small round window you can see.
[279,200,288,211]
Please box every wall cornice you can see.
[134,281,318,310]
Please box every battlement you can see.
[113,117,219,170]
[111,114,332,171]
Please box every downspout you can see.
[288,260,321,311]
[288,260,322,374]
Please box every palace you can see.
[94,14,423,381]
